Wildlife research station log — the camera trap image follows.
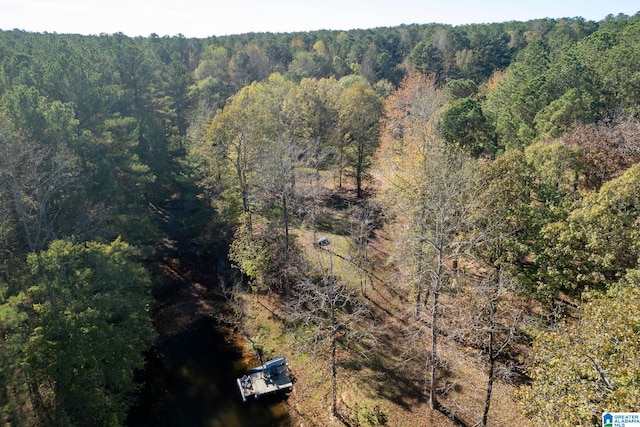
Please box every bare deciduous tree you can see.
[563,118,640,190]
[376,72,482,411]
[287,248,375,419]
[450,268,523,426]
[348,201,380,296]
[0,119,78,252]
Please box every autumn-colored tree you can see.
[192,44,233,109]
[337,78,383,198]
[198,77,280,289]
[521,269,640,426]
[251,74,304,294]
[229,43,273,88]
[286,77,340,174]
[376,71,479,410]
[563,118,640,191]
[288,40,333,79]
[376,71,446,316]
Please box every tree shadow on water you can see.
[127,316,291,427]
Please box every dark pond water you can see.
[126,316,290,427]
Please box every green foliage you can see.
[521,270,640,425]
[23,239,155,426]
[408,23,518,82]
[408,41,444,81]
[0,14,638,424]
[2,85,79,147]
[524,140,581,204]
[440,97,497,157]
[540,162,640,293]
[445,78,478,99]
[484,18,640,148]
[337,78,384,197]
[0,285,29,425]
[228,215,271,290]
[476,151,521,219]
[473,150,538,275]
[352,403,388,426]
[534,88,595,139]
[474,143,581,299]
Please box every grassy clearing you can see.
[234,181,534,426]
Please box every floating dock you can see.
[237,356,293,402]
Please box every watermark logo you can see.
[603,413,640,427]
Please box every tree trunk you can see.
[414,282,422,319]
[329,272,339,418]
[331,338,338,417]
[337,145,344,189]
[482,355,495,427]
[356,139,364,198]
[482,274,498,426]
[429,288,439,410]
[282,190,290,297]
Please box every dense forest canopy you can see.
[0,11,639,426]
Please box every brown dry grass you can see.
[234,179,535,427]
